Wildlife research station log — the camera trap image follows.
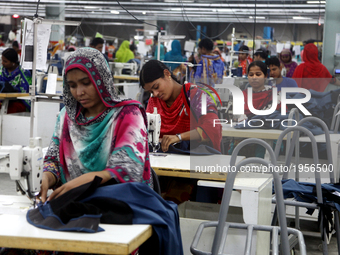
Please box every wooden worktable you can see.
[114,75,139,81]
[0,195,152,254]
[150,153,245,181]
[0,93,30,99]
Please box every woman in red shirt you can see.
[292,43,340,91]
[140,60,222,153]
[238,45,253,76]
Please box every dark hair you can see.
[248,61,267,76]
[12,41,19,48]
[139,60,179,88]
[239,45,250,54]
[198,38,214,51]
[305,39,315,45]
[153,35,158,43]
[265,57,280,68]
[2,48,18,64]
[254,49,268,60]
[130,44,137,52]
[90,37,104,47]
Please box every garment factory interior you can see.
[1,0,340,254]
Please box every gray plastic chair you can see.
[330,102,340,133]
[190,138,306,255]
[273,117,340,255]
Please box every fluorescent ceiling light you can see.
[307,1,326,3]
[134,35,143,40]
[142,11,146,15]
[249,16,266,19]
[110,10,119,14]
[84,6,97,9]
[293,16,312,19]
[217,9,233,12]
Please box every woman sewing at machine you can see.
[140,60,222,153]
[0,48,31,113]
[40,47,151,202]
[2,51,184,255]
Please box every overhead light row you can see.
[110,10,146,15]
[293,16,313,19]
[307,1,326,3]
[248,16,315,20]
[93,11,320,20]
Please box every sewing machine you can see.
[112,62,138,76]
[146,107,161,152]
[0,138,43,200]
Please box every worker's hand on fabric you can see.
[161,135,180,152]
[39,172,53,203]
[47,171,111,201]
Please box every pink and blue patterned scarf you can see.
[43,48,151,187]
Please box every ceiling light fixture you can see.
[293,16,313,19]
[110,10,120,14]
[142,11,146,15]
[307,1,325,3]
[249,16,265,19]
[217,9,233,12]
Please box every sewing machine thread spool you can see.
[231,68,237,77]
[237,66,243,77]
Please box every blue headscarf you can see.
[164,40,186,71]
[154,43,165,61]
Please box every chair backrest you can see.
[297,116,334,183]
[212,138,290,255]
[274,125,325,204]
[330,101,340,133]
[286,108,300,158]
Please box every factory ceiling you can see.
[0,0,326,25]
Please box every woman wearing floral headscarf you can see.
[279,48,298,78]
[40,48,151,202]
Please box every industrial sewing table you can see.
[0,195,152,255]
[222,124,340,181]
[150,153,273,254]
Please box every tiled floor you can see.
[0,173,339,254]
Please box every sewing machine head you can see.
[146,107,161,152]
[0,138,43,201]
[113,62,138,76]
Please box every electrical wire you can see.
[116,0,161,31]
[169,21,183,35]
[178,0,234,40]
[277,0,294,41]
[34,0,41,18]
[225,0,253,38]
[252,0,256,57]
